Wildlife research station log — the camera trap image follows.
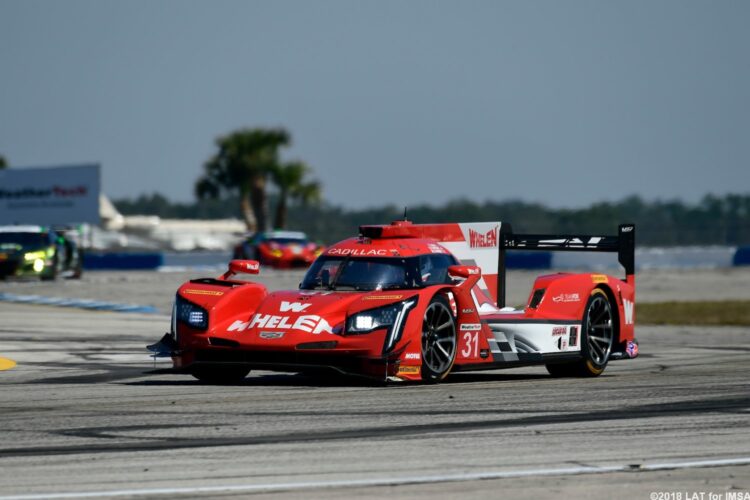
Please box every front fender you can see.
[175,280,268,347]
[394,277,493,381]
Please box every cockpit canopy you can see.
[300,253,458,291]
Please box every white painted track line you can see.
[1,456,749,500]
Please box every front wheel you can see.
[191,365,250,384]
[546,288,615,377]
[421,295,457,382]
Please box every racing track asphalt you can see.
[0,270,749,499]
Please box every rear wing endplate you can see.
[498,223,635,308]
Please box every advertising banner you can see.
[0,164,100,225]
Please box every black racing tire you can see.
[190,365,250,384]
[546,288,615,378]
[420,295,458,383]
[40,255,59,281]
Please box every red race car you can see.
[150,221,637,383]
[232,230,324,269]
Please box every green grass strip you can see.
[638,300,750,326]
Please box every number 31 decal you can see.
[461,331,479,358]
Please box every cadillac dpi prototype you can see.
[149,221,638,383]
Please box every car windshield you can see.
[0,232,49,251]
[300,254,457,291]
[266,238,308,245]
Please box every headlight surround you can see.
[175,295,208,330]
[346,298,417,354]
[347,302,401,334]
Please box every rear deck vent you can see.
[529,289,545,309]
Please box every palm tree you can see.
[195,128,290,231]
[271,161,321,229]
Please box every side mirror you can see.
[222,259,260,279]
[447,265,481,280]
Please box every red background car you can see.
[233,230,324,269]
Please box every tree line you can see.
[117,127,750,246]
[195,128,320,232]
[113,192,750,247]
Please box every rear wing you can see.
[498,223,636,308]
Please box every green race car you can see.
[0,225,83,280]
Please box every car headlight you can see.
[175,295,208,330]
[24,250,46,261]
[347,303,398,333]
[347,299,417,354]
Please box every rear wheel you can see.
[546,288,614,377]
[421,295,457,382]
[191,365,250,384]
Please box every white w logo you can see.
[280,301,311,313]
[623,299,634,325]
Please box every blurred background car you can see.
[232,230,324,269]
[0,225,83,280]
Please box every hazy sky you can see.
[1,0,748,209]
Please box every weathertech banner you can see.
[0,164,100,225]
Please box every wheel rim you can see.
[421,301,456,374]
[585,294,614,365]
